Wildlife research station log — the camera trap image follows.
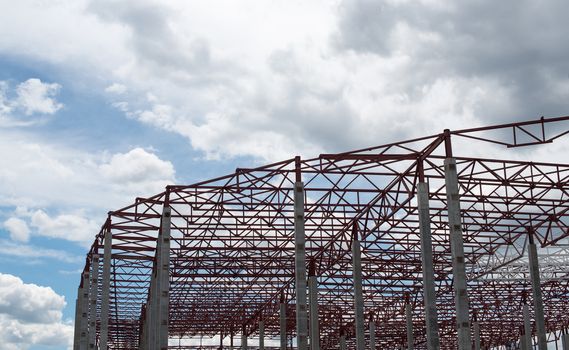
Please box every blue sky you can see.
[0,0,568,348]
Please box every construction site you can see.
[73,116,569,350]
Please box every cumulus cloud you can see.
[0,273,73,349]
[0,78,64,126]
[15,78,63,115]
[3,217,30,242]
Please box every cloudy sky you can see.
[0,0,568,348]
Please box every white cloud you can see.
[29,209,100,246]
[3,217,30,242]
[14,78,63,115]
[0,273,73,350]
[0,240,81,264]
[105,83,127,94]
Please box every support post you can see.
[405,295,414,350]
[562,330,569,350]
[100,228,112,350]
[444,156,472,349]
[88,254,99,349]
[473,313,480,350]
[280,292,286,350]
[528,231,547,350]
[73,284,83,350]
[79,271,89,350]
[156,205,171,350]
[523,303,531,350]
[308,261,320,350]
[352,225,365,350]
[294,173,308,350]
[259,320,264,350]
[417,181,441,350]
[369,313,376,350]
[241,326,248,350]
[339,328,346,350]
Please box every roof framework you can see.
[80,116,569,349]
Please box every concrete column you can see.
[73,290,82,350]
[280,294,286,350]
[528,233,547,350]
[230,331,234,349]
[473,320,480,350]
[294,181,308,350]
[417,182,441,350]
[88,254,100,349]
[523,304,531,350]
[156,206,171,350]
[241,327,248,350]
[79,271,89,350]
[444,157,472,349]
[259,320,264,350]
[339,330,346,350]
[352,229,365,350]
[308,261,320,350]
[406,297,414,350]
[562,331,569,350]
[100,229,112,350]
[369,315,376,350]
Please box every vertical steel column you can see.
[417,181,441,350]
[157,205,171,350]
[308,261,320,350]
[80,271,89,350]
[523,303,531,350]
[100,228,112,350]
[352,225,365,350]
[259,320,264,350]
[405,295,414,350]
[527,231,547,350]
[369,313,376,350]
[294,163,308,350]
[88,254,99,349]
[444,154,472,349]
[280,292,287,350]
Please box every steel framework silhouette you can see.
[74,116,569,350]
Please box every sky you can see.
[0,0,568,349]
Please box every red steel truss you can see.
[78,116,569,349]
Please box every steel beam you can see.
[417,182,441,350]
[444,157,472,349]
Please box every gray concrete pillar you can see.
[352,229,365,350]
[417,182,441,350]
[88,254,99,349]
[230,331,234,348]
[294,180,308,350]
[280,294,286,350]
[444,157,472,350]
[259,320,264,350]
[473,320,480,350]
[73,291,82,350]
[523,304,531,350]
[156,206,171,350]
[562,331,569,350]
[79,272,89,350]
[241,327,248,350]
[100,229,112,350]
[527,233,546,350]
[339,331,346,350]
[308,261,320,350]
[369,316,376,350]
[406,297,414,350]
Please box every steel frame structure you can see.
[74,116,569,350]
